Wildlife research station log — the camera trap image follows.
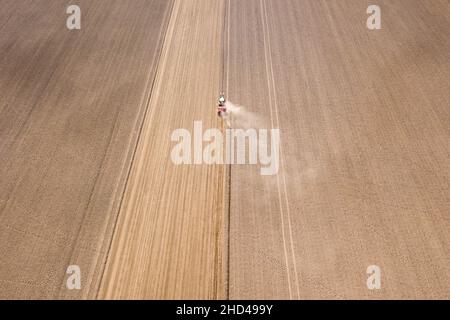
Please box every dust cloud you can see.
[224,101,266,129]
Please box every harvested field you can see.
[0,0,449,299]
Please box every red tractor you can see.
[217,94,227,117]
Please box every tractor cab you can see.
[218,94,226,107]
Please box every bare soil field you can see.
[98,0,227,300]
[0,0,173,299]
[0,0,449,299]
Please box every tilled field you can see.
[0,0,449,299]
